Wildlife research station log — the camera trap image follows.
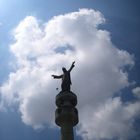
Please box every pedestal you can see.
[55,91,79,140]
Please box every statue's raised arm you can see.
[68,61,75,72]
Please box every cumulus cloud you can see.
[132,87,140,99]
[77,97,140,140]
[0,8,139,139]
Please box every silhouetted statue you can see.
[52,61,75,92]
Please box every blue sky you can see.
[0,0,140,140]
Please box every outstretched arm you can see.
[68,61,75,72]
[52,75,62,79]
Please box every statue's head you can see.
[62,67,67,73]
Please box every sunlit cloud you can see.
[0,8,139,140]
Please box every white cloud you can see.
[132,87,140,99]
[0,8,139,140]
[77,97,140,140]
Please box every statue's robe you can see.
[61,71,71,91]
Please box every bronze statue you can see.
[52,61,75,92]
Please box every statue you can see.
[52,61,75,92]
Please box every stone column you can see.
[55,91,79,140]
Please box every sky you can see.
[0,0,140,140]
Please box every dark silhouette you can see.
[52,61,75,92]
